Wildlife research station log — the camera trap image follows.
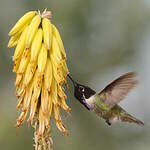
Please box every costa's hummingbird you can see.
[68,72,144,126]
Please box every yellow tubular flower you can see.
[42,18,52,50]
[8,35,19,48]
[53,104,68,136]
[17,48,30,74]
[51,79,58,105]
[52,24,66,59]
[44,58,52,91]
[8,9,70,150]
[9,11,36,36]
[22,81,34,111]
[26,15,41,48]
[30,28,43,63]
[8,26,27,48]
[13,57,21,73]
[38,107,45,136]
[15,73,22,87]
[51,57,62,83]
[38,44,47,74]
[23,61,37,86]
[13,26,28,61]
[52,36,62,62]
[47,93,53,118]
[41,83,49,115]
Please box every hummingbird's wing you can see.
[98,72,138,108]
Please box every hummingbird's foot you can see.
[106,119,111,126]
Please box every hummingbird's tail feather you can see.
[107,105,144,126]
[120,113,144,126]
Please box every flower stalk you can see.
[8,9,70,149]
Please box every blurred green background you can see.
[0,0,150,150]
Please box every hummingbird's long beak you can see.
[68,74,77,87]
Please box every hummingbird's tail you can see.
[107,105,144,126]
[120,113,144,126]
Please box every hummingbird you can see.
[68,72,144,126]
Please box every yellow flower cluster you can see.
[8,9,70,137]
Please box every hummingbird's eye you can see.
[79,86,84,92]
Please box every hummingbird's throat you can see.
[82,97,91,110]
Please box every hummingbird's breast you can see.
[86,94,106,118]
[86,94,110,115]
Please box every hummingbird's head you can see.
[68,75,96,109]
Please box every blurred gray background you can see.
[0,0,150,150]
